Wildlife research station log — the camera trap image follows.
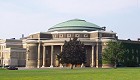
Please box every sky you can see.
[0,0,140,40]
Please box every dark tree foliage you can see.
[102,40,125,68]
[57,37,86,69]
[121,42,140,67]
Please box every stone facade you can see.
[0,39,26,67]
[23,30,117,68]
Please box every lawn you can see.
[0,67,140,80]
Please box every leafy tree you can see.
[102,40,125,68]
[57,37,86,69]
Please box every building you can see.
[24,19,118,68]
[0,39,26,67]
[119,39,140,67]
[0,19,139,68]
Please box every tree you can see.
[102,40,125,68]
[57,37,86,69]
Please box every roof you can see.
[48,19,103,32]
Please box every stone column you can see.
[96,42,102,68]
[42,46,46,67]
[37,43,41,68]
[96,34,102,68]
[50,45,54,67]
[60,45,63,67]
[26,46,29,66]
[91,45,94,67]
[96,44,99,68]
[1,52,3,68]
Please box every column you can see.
[1,52,3,68]
[96,41,102,68]
[60,45,63,67]
[26,46,29,63]
[42,46,46,67]
[37,43,41,68]
[91,45,94,67]
[96,44,99,68]
[50,45,54,67]
[96,43,99,68]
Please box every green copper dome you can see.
[48,19,103,32]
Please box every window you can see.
[75,34,80,37]
[84,34,88,37]
[67,34,71,38]
[59,34,63,38]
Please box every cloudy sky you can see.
[0,0,140,40]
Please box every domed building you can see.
[24,19,117,68]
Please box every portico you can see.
[26,40,102,68]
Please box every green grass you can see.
[0,68,140,80]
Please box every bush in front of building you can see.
[103,41,140,68]
[57,37,86,69]
[102,40,125,68]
